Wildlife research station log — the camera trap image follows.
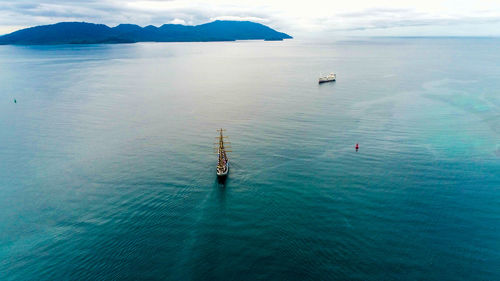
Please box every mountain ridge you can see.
[0,21,292,45]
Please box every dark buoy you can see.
[14,99,16,103]
[355,143,359,151]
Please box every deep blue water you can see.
[0,38,499,280]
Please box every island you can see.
[0,20,292,45]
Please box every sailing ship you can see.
[319,73,336,83]
[215,129,231,177]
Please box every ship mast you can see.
[219,129,225,167]
[215,129,231,172]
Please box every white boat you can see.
[319,73,336,83]
[215,129,230,177]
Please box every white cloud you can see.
[169,18,186,25]
[210,16,269,23]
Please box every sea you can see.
[0,38,499,280]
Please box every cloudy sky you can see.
[1,0,500,36]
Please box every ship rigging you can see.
[215,129,231,177]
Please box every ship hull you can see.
[217,163,229,177]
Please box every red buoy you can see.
[355,143,359,150]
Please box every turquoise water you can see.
[0,39,499,280]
